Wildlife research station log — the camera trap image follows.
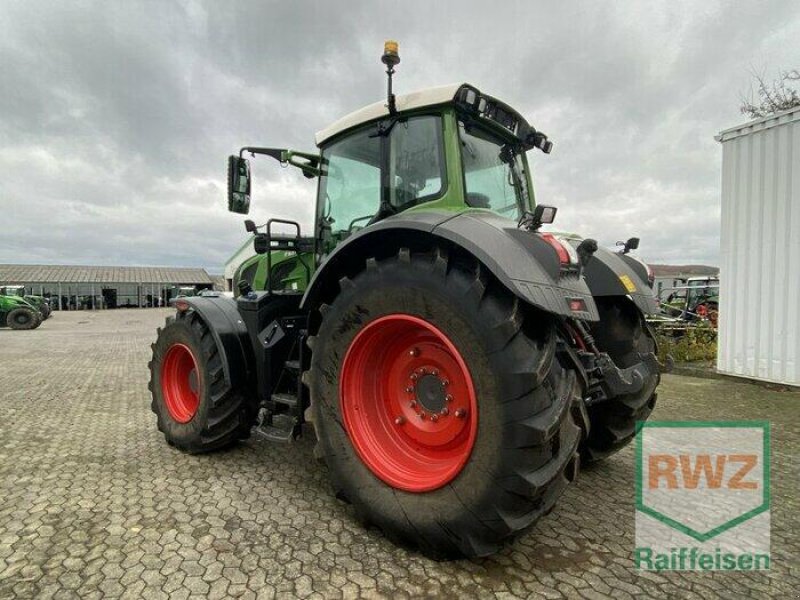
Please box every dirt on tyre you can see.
[149,311,255,453]
[306,248,582,558]
[580,297,659,463]
[7,307,41,330]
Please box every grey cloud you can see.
[1,0,798,270]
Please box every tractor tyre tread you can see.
[307,247,582,559]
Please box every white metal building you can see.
[716,107,800,386]
[223,237,256,291]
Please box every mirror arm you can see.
[239,147,320,178]
[239,147,285,160]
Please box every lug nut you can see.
[442,379,449,387]
[410,373,418,381]
[455,408,467,419]
[445,394,453,403]
[430,414,439,422]
[409,347,420,357]
[405,386,414,393]
[394,416,405,425]
[432,369,439,376]
[418,413,426,420]
[409,401,417,408]
[441,407,449,416]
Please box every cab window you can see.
[459,121,530,218]
[318,130,381,241]
[317,116,446,249]
[389,116,445,208]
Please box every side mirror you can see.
[617,237,640,254]
[228,155,251,214]
[244,219,258,233]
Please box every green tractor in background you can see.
[149,42,661,558]
[0,293,42,330]
[660,276,719,326]
[0,285,51,320]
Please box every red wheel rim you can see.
[161,343,201,423]
[340,314,478,492]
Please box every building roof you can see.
[315,83,463,146]
[650,264,719,278]
[0,264,213,284]
[716,106,800,142]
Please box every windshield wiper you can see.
[499,144,528,210]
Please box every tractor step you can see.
[254,413,298,443]
[271,392,298,409]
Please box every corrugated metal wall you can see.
[717,108,800,385]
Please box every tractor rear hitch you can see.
[580,351,659,406]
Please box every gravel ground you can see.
[0,309,797,599]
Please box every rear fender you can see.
[301,210,600,321]
[579,246,659,314]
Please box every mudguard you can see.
[578,246,659,315]
[181,296,253,391]
[301,210,600,321]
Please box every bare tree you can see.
[740,69,800,119]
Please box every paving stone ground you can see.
[0,309,798,599]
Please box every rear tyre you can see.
[40,303,51,319]
[7,307,41,330]
[307,248,582,558]
[580,297,659,463]
[148,311,254,453]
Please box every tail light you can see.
[540,233,578,267]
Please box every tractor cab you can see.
[312,82,551,255]
[0,285,25,297]
[227,44,554,296]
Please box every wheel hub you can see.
[414,373,447,413]
[340,314,478,493]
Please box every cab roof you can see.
[314,83,552,156]
[315,83,464,146]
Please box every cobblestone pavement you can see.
[1,309,798,599]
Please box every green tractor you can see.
[660,276,719,326]
[149,43,661,558]
[0,285,51,320]
[0,293,42,330]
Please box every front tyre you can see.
[148,311,254,453]
[7,307,41,330]
[307,249,582,558]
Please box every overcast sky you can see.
[1,1,798,271]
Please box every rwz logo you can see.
[634,421,770,571]
[648,453,759,490]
